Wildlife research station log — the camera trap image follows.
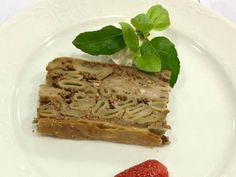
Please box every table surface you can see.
[0,0,236,24]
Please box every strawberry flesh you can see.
[115,159,169,177]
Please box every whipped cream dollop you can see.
[109,48,133,66]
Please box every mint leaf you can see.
[150,37,180,87]
[131,13,153,36]
[119,22,139,53]
[135,41,161,72]
[72,25,126,55]
[147,5,170,31]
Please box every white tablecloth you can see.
[0,0,236,24]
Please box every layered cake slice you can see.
[36,57,171,146]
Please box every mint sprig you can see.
[72,4,180,87]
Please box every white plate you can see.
[200,0,236,24]
[1,0,236,176]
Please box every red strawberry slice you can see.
[114,159,169,177]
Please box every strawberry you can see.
[114,159,169,177]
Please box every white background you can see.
[0,0,236,24]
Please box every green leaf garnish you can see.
[72,4,180,87]
[119,22,139,53]
[135,41,161,72]
[131,13,153,36]
[72,25,126,55]
[150,37,180,87]
[147,5,170,31]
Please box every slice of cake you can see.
[36,57,171,146]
